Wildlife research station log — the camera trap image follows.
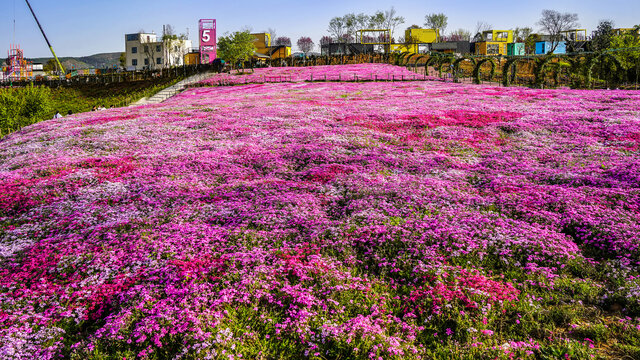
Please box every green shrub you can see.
[0,85,52,137]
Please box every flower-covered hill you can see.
[1,71,640,359]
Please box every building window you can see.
[131,47,137,54]
[156,45,162,52]
[156,57,162,64]
[144,58,149,65]
[126,34,138,41]
[144,45,149,53]
[132,59,137,66]
[487,44,500,55]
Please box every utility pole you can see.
[24,0,65,74]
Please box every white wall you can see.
[125,33,191,71]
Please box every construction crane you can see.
[24,0,65,74]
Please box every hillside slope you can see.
[28,52,121,69]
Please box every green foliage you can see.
[0,77,183,138]
[591,20,615,52]
[513,27,533,42]
[218,31,258,69]
[43,59,58,73]
[437,55,455,76]
[534,55,555,88]
[609,29,640,73]
[424,13,448,34]
[584,53,624,88]
[473,58,496,84]
[525,34,541,55]
[453,57,475,82]
[424,56,437,73]
[501,57,519,86]
[0,85,51,137]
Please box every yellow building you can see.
[388,28,439,53]
[560,29,587,41]
[390,43,419,53]
[405,28,439,44]
[613,28,640,35]
[184,53,200,65]
[252,33,272,51]
[251,33,292,60]
[269,46,292,59]
[475,30,513,55]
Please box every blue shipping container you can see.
[535,41,567,55]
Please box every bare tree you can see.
[472,21,493,41]
[356,13,371,31]
[142,41,158,70]
[424,13,448,35]
[475,21,492,35]
[383,7,405,40]
[267,27,277,43]
[369,11,386,29]
[513,27,533,42]
[537,9,579,53]
[343,14,356,40]
[448,28,471,42]
[320,36,333,46]
[297,37,315,55]
[328,17,346,42]
[274,36,291,47]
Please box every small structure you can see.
[3,45,33,81]
[390,28,439,53]
[124,32,192,71]
[251,33,291,60]
[561,29,588,41]
[475,30,513,55]
[184,50,201,65]
[507,43,525,56]
[535,41,567,55]
[320,43,374,56]
[356,29,391,54]
[199,19,217,64]
[431,41,473,55]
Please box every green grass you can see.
[0,76,184,138]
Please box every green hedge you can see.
[0,76,185,138]
[0,85,52,137]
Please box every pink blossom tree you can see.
[297,37,315,55]
[274,36,292,47]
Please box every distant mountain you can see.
[79,53,122,69]
[27,52,121,70]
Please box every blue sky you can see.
[1,0,638,58]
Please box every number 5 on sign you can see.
[202,30,211,43]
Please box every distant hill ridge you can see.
[27,52,121,70]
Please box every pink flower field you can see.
[1,65,640,359]
[198,63,438,85]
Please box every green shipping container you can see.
[507,43,525,56]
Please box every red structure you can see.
[199,19,217,64]
[3,45,33,81]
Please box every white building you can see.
[125,32,192,71]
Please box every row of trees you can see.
[328,7,405,43]
[217,32,318,68]
[212,9,639,70]
[322,9,618,55]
